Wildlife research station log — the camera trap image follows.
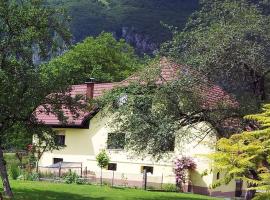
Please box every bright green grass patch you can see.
[1,181,221,200]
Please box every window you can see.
[107,133,125,150]
[53,158,63,164]
[55,134,65,146]
[160,136,175,152]
[113,94,128,108]
[107,163,117,171]
[216,172,220,180]
[141,166,154,174]
[166,136,175,152]
[235,180,243,197]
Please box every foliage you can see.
[162,183,177,192]
[253,193,270,200]
[162,0,270,105]
[174,157,196,191]
[96,150,110,169]
[48,0,199,53]
[9,165,20,180]
[63,171,80,184]
[0,0,141,196]
[16,171,40,181]
[48,32,139,82]
[0,0,74,196]
[208,104,270,199]
[98,58,239,159]
[107,132,125,149]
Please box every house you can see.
[35,58,245,198]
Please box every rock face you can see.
[48,0,199,55]
[119,27,158,55]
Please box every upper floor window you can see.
[166,136,175,152]
[55,133,65,146]
[107,132,125,150]
[113,94,128,108]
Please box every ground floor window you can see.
[235,180,243,197]
[107,163,117,171]
[141,166,154,174]
[53,158,63,164]
[216,172,220,180]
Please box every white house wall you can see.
[38,111,219,193]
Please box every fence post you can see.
[111,170,114,187]
[58,162,62,177]
[100,168,103,186]
[161,173,163,190]
[80,163,83,178]
[143,169,147,190]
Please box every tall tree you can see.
[0,0,138,197]
[0,0,72,197]
[208,104,270,200]
[98,0,270,161]
[162,0,270,102]
[47,32,138,83]
[98,58,239,159]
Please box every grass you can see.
[1,181,221,200]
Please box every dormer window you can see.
[113,94,128,108]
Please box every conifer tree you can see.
[209,104,270,200]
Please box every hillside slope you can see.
[49,0,199,54]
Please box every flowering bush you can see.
[174,157,196,191]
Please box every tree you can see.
[0,0,72,197]
[0,0,137,197]
[162,0,270,102]
[96,149,110,185]
[47,32,139,83]
[208,104,270,200]
[98,58,239,160]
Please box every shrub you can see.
[75,177,88,185]
[102,181,111,187]
[27,172,40,181]
[63,171,80,184]
[174,157,196,191]
[253,193,270,200]
[9,164,20,180]
[39,171,55,178]
[162,183,177,192]
[16,170,39,181]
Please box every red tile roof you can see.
[35,83,118,127]
[35,58,236,127]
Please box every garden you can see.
[2,153,220,200]
[0,181,220,200]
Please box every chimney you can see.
[85,78,95,99]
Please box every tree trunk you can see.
[0,148,13,198]
[252,72,265,100]
[245,189,256,200]
[100,167,102,186]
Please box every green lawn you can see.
[2,181,221,200]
